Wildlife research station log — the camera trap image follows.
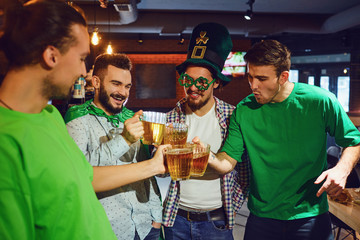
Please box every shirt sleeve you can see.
[148,177,163,223]
[325,94,360,147]
[221,107,246,162]
[66,117,130,166]
[136,145,163,222]
[0,136,34,240]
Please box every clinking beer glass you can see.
[140,111,166,145]
[191,143,210,177]
[164,144,193,181]
[164,123,188,145]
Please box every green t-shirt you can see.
[0,105,116,240]
[222,82,360,220]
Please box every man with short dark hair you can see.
[208,39,360,240]
[65,53,162,240]
[0,1,166,239]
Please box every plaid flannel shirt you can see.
[162,96,250,229]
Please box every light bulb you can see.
[91,31,99,45]
[106,42,113,54]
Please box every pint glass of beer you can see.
[191,143,211,177]
[164,144,193,181]
[164,123,188,145]
[141,111,166,145]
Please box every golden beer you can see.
[164,123,188,145]
[142,120,165,145]
[191,153,210,176]
[165,146,193,180]
[191,143,211,177]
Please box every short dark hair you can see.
[93,53,132,80]
[244,40,291,77]
[0,0,87,69]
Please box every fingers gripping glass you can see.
[178,73,216,91]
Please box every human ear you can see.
[42,46,60,68]
[92,75,101,89]
[213,79,220,89]
[279,71,289,85]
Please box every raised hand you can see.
[121,110,144,145]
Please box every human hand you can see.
[151,144,171,174]
[314,166,348,197]
[121,110,144,145]
[191,136,207,147]
[192,136,214,162]
[152,221,161,229]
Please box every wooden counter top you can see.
[328,188,360,233]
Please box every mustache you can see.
[186,89,203,96]
[110,93,127,101]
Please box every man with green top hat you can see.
[162,22,250,240]
[65,53,163,240]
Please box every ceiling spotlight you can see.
[244,9,252,20]
[244,0,255,21]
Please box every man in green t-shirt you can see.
[0,1,167,239]
[204,40,360,240]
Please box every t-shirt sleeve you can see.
[221,107,246,162]
[325,94,360,147]
[0,136,34,240]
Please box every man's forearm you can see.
[336,144,360,175]
[92,159,161,192]
[208,151,237,175]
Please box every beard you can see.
[186,89,211,112]
[98,86,126,115]
[42,74,73,101]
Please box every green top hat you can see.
[176,22,233,85]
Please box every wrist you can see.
[209,151,216,164]
[335,161,353,176]
[120,133,134,146]
[122,135,132,146]
[148,157,162,175]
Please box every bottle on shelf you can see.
[68,77,86,106]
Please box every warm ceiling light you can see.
[106,42,113,54]
[91,0,100,45]
[178,34,185,45]
[99,0,109,8]
[138,33,143,44]
[91,28,99,45]
[105,3,113,54]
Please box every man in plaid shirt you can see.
[162,22,250,240]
